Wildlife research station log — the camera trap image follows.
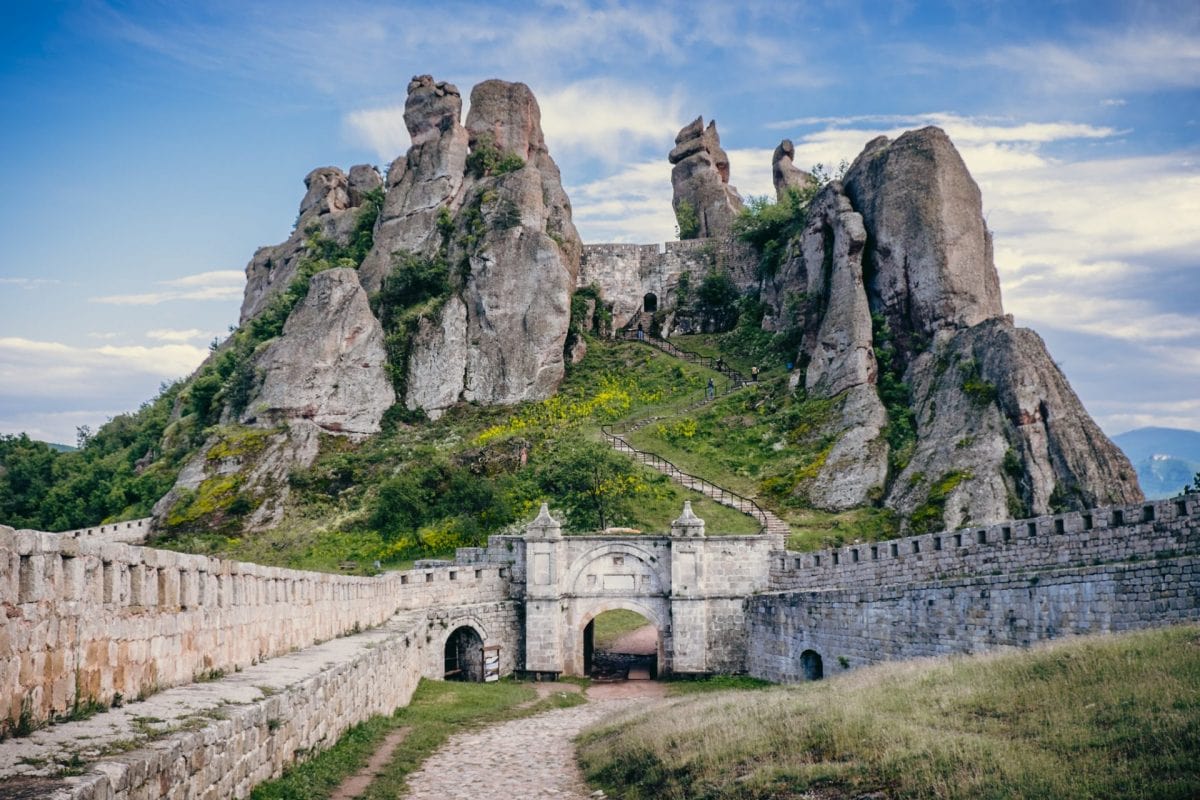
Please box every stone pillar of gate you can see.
[669,502,708,674]
[523,503,566,676]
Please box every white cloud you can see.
[0,337,208,399]
[146,328,216,343]
[983,28,1200,95]
[91,270,244,305]
[0,277,62,290]
[539,79,686,163]
[569,160,676,243]
[344,105,410,162]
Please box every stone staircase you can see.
[602,335,791,538]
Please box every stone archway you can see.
[571,598,668,678]
[643,292,658,313]
[444,625,485,682]
[800,649,823,681]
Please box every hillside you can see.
[578,624,1200,800]
[1114,427,1200,499]
[0,74,1145,562]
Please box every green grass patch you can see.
[251,679,585,800]
[579,625,1200,800]
[592,609,653,650]
[665,675,774,696]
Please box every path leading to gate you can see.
[400,682,667,799]
[603,334,792,538]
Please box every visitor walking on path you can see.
[751,365,759,382]
[706,377,715,399]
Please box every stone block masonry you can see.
[1,601,519,799]
[748,495,1200,682]
[0,526,514,732]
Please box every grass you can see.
[155,336,761,570]
[577,624,1200,800]
[250,679,585,800]
[592,609,652,649]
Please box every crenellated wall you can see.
[0,525,517,733]
[748,495,1200,682]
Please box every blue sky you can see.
[1,0,1197,445]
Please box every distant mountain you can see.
[45,442,76,453]
[1113,427,1200,499]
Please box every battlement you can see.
[769,494,1199,591]
[42,517,151,544]
[0,526,512,732]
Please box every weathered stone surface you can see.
[246,268,393,435]
[669,116,744,239]
[405,295,468,417]
[888,319,1142,529]
[397,78,582,416]
[772,139,814,200]
[357,75,470,294]
[239,167,367,324]
[770,183,889,510]
[843,126,1003,338]
[347,164,382,206]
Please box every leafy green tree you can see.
[675,200,700,240]
[696,270,740,330]
[531,436,646,530]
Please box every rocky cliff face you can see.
[669,117,744,239]
[764,126,1140,527]
[241,165,382,324]
[364,76,581,417]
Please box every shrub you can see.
[675,199,700,240]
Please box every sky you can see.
[0,0,1197,446]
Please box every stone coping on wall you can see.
[0,609,432,796]
[770,494,1199,590]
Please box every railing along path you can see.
[605,333,791,537]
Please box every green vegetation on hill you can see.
[0,384,191,530]
[152,337,761,572]
[578,625,1200,800]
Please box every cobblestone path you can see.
[401,684,665,799]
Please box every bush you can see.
[675,199,700,240]
[466,134,525,178]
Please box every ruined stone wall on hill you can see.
[578,238,757,332]
[0,527,518,732]
[748,494,1200,682]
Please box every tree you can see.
[675,200,700,240]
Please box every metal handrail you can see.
[618,331,749,385]
[600,423,771,531]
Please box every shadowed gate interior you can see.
[583,609,658,680]
[444,626,485,682]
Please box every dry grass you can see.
[578,625,1200,799]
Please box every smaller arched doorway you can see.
[583,609,658,680]
[800,649,823,681]
[444,626,485,682]
[642,292,658,313]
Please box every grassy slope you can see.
[155,337,760,572]
[591,609,652,650]
[632,333,900,551]
[578,624,1200,800]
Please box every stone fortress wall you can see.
[0,524,518,733]
[578,237,758,332]
[55,517,151,545]
[747,494,1200,682]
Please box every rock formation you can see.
[669,117,744,239]
[362,76,581,417]
[242,268,394,435]
[762,126,1141,526]
[841,128,1003,339]
[240,165,380,324]
[772,139,814,200]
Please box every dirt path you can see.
[605,623,657,655]
[398,681,665,799]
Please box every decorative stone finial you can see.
[526,502,563,540]
[671,501,706,537]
